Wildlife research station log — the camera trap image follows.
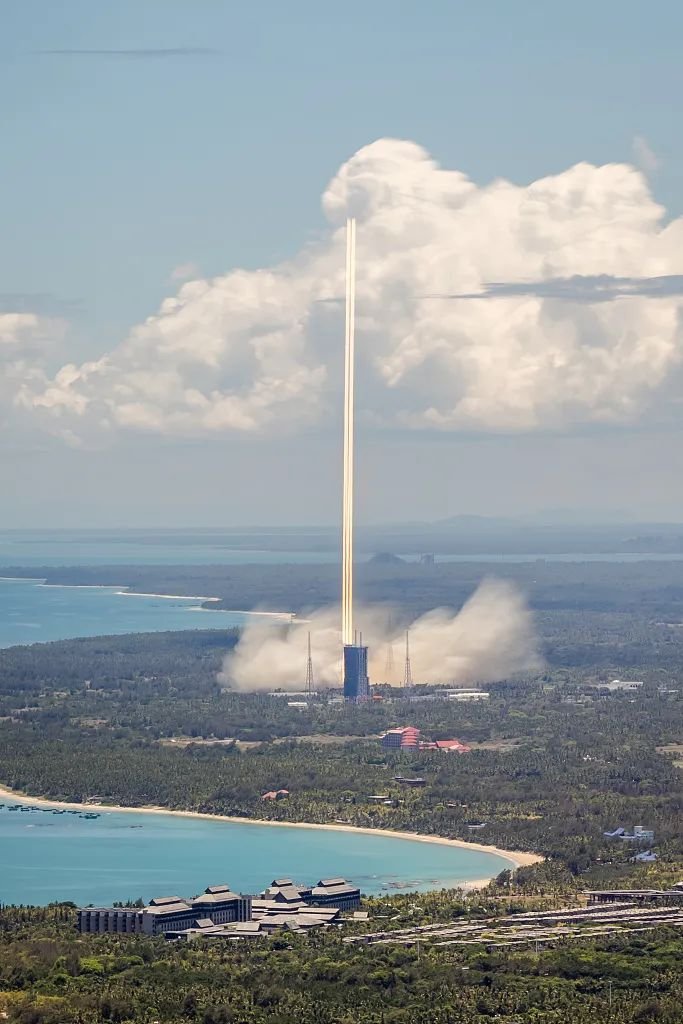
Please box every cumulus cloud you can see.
[0,313,66,433]
[12,139,683,439]
[220,578,542,691]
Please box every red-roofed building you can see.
[435,739,471,753]
[381,727,421,751]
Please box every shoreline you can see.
[0,783,542,874]
[0,576,292,620]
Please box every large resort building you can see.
[380,726,471,753]
[78,877,361,939]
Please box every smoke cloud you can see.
[220,578,542,692]
[11,138,683,442]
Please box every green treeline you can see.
[1,905,683,1023]
[0,682,682,888]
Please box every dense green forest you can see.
[9,558,683,623]
[7,561,683,690]
[1,671,681,888]
[1,904,683,1024]
[2,559,683,1019]
[0,569,682,890]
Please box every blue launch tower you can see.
[343,643,370,702]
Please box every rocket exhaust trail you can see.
[342,217,356,647]
[340,218,368,702]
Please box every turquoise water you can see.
[0,799,511,905]
[0,577,271,649]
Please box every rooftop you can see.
[144,901,193,916]
[192,891,241,905]
[311,884,359,897]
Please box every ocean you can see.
[0,577,268,649]
[2,528,682,569]
[2,528,682,648]
[0,798,512,904]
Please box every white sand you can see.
[0,783,542,872]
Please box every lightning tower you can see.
[305,631,314,698]
[403,629,413,698]
[342,217,370,701]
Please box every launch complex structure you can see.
[341,217,370,702]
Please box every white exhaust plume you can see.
[219,578,542,692]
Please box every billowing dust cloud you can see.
[219,578,542,691]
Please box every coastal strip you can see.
[0,784,542,873]
[0,576,292,619]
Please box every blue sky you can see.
[3,1,683,526]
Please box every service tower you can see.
[341,217,370,702]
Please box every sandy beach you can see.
[0,783,542,874]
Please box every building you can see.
[267,691,318,699]
[381,728,470,754]
[167,904,344,941]
[381,726,421,750]
[78,884,252,937]
[393,775,426,787]
[343,643,370,702]
[419,738,471,753]
[444,689,489,702]
[263,877,361,911]
[598,680,644,692]
[603,825,655,843]
[77,907,144,936]
[78,876,360,939]
[261,882,312,904]
[585,889,683,906]
[308,878,361,911]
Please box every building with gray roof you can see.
[77,876,359,937]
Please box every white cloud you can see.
[220,578,542,691]
[11,139,683,440]
[0,312,50,347]
[632,135,660,174]
[0,313,67,435]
